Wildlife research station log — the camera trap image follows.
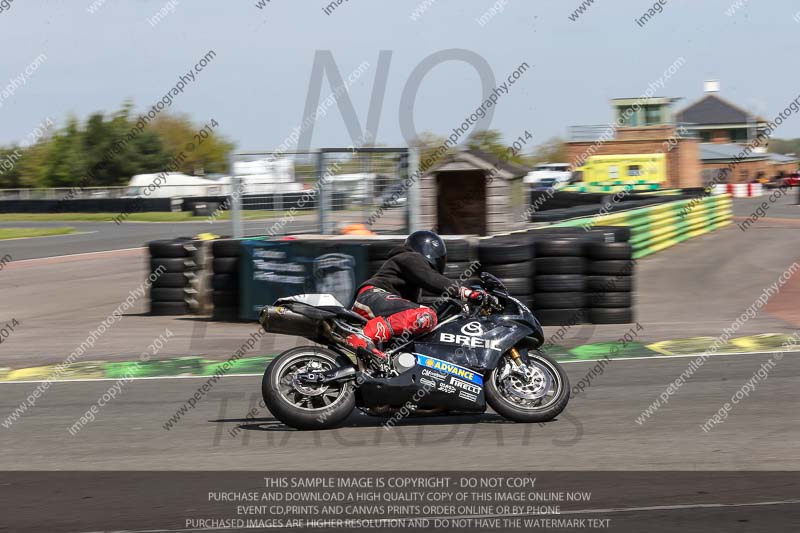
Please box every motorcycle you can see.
[259,272,570,430]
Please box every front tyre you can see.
[262,346,355,430]
[485,349,569,423]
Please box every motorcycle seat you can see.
[274,299,367,325]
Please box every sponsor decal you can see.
[439,332,502,352]
[373,320,390,343]
[461,321,484,337]
[416,355,483,386]
[450,376,481,395]
[422,368,446,381]
[420,377,436,388]
[459,390,478,402]
[437,382,456,394]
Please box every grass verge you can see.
[0,210,316,223]
[0,227,76,240]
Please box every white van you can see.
[523,163,574,190]
[123,173,227,198]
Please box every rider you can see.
[346,230,491,364]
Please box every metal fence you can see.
[230,147,417,238]
[0,187,129,200]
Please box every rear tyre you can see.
[485,349,569,423]
[263,347,356,430]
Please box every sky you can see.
[1,0,799,153]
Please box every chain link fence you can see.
[230,147,416,238]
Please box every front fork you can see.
[498,346,532,383]
[509,346,532,374]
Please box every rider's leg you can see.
[383,306,438,339]
[347,288,437,362]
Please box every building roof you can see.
[468,148,530,175]
[422,148,529,179]
[610,97,680,106]
[767,152,799,164]
[676,94,765,126]
[700,143,768,162]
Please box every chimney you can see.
[704,80,720,93]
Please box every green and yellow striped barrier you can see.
[560,182,681,194]
[547,194,732,259]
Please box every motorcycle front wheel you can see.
[262,346,356,430]
[485,349,570,423]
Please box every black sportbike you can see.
[259,273,570,430]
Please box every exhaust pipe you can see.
[259,305,322,338]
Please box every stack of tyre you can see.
[530,237,588,326]
[148,238,199,315]
[585,240,634,324]
[439,238,477,284]
[477,236,535,310]
[211,239,242,321]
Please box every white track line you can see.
[1,350,796,385]
[0,230,97,242]
[82,498,800,532]
[10,246,145,264]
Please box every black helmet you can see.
[405,230,447,273]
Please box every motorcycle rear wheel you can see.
[262,346,355,430]
[485,349,570,423]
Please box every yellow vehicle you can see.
[573,153,666,184]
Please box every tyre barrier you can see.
[474,229,634,325]
[584,241,635,325]
[530,237,586,326]
[168,233,635,326]
[477,236,535,311]
[147,238,201,315]
[548,194,732,259]
[210,238,242,321]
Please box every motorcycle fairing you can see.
[410,314,535,371]
[354,364,485,412]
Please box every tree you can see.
[466,129,507,160]
[41,118,87,187]
[410,131,452,172]
[0,147,23,188]
[149,114,233,175]
[529,136,568,166]
[769,138,800,156]
[13,142,49,188]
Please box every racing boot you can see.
[345,317,392,368]
[345,331,387,368]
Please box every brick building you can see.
[565,97,703,189]
[566,82,798,187]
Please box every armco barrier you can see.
[712,183,763,198]
[548,194,732,259]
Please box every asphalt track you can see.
[2,351,797,471]
[0,220,235,260]
[1,197,799,531]
[2,351,799,530]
